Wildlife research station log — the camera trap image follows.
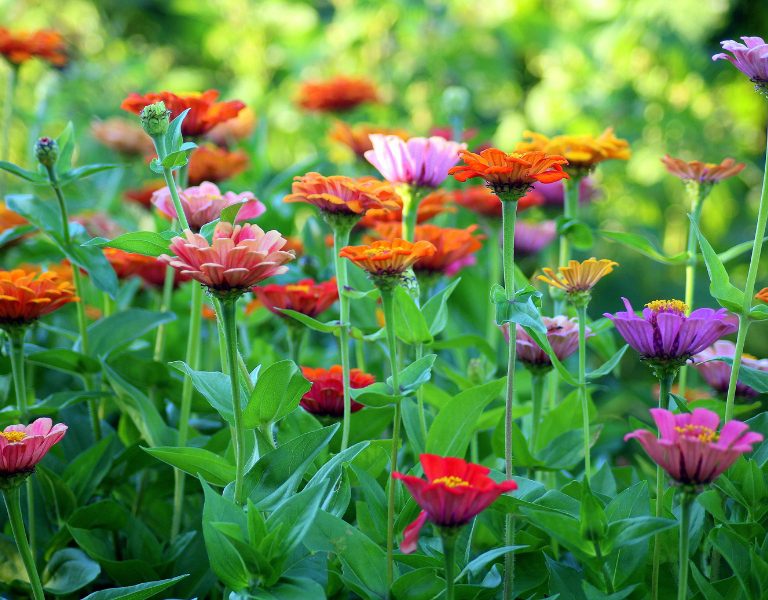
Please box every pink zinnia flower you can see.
[364,135,465,188]
[151,181,265,232]
[625,408,763,486]
[159,221,294,294]
[713,36,768,83]
[532,178,599,206]
[515,220,557,256]
[692,340,768,399]
[0,418,67,476]
[502,316,590,372]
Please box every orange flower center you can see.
[0,431,26,443]
[363,247,389,257]
[674,424,718,443]
[432,475,470,488]
[645,299,688,315]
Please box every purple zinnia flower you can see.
[693,340,768,399]
[515,220,557,256]
[502,316,590,372]
[605,298,738,375]
[364,135,465,188]
[532,177,599,207]
[713,36,768,84]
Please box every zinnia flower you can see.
[300,366,375,417]
[340,239,436,289]
[0,418,67,479]
[365,135,465,189]
[90,118,154,156]
[159,221,294,296]
[152,181,265,232]
[533,178,599,206]
[757,287,768,303]
[73,213,123,240]
[0,28,67,67]
[452,185,543,218]
[0,202,28,235]
[713,37,768,86]
[605,298,738,374]
[329,121,409,158]
[121,90,245,137]
[661,155,745,184]
[538,258,617,304]
[0,269,78,327]
[187,145,249,184]
[449,148,569,198]
[393,454,517,553]
[625,408,763,487]
[253,278,338,318]
[515,220,557,256]
[692,340,768,399]
[297,75,378,112]
[104,248,190,288]
[284,172,398,219]
[125,181,164,210]
[502,316,590,373]
[517,129,630,176]
[357,189,453,230]
[205,106,256,145]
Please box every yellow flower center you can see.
[432,475,470,488]
[674,424,719,443]
[645,299,689,315]
[0,431,26,443]
[363,247,389,257]
[285,285,311,294]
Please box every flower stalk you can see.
[678,491,694,600]
[441,528,458,600]
[576,304,591,481]
[220,298,246,506]
[2,485,44,600]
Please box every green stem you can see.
[678,492,694,600]
[530,373,545,453]
[332,223,354,451]
[171,282,204,539]
[485,221,502,349]
[221,298,246,506]
[593,541,614,594]
[558,176,579,267]
[442,529,457,600]
[401,186,424,243]
[8,328,27,417]
[1,65,16,193]
[577,304,590,482]
[355,338,366,371]
[3,486,44,600]
[152,265,176,361]
[381,288,401,598]
[415,343,428,442]
[652,371,675,600]
[162,168,190,231]
[286,324,305,365]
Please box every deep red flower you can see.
[300,366,375,417]
[0,28,67,67]
[253,278,338,318]
[452,185,544,217]
[297,76,378,112]
[188,145,249,184]
[125,181,165,209]
[393,454,517,553]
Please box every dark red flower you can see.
[252,278,338,318]
[393,454,517,553]
[300,366,375,417]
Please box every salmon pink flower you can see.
[713,37,768,88]
[297,76,378,112]
[393,454,517,553]
[90,118,154,156]
[187,145,249,185]
[159,221,294,297]
[253,278,338,319]
[365,135,465,189]
[300,366,375,417]
[0,269,78,327]
[152,181,265,232]
[205,106,256,145]
[661,155,745,184]
[0,418,67,480]
[692,340,768,398]
[757,287,768,304]
[502,315,590,373]
[625,408,763,487]
[0,28,67,67]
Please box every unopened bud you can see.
[442,86,470,118]
[34,137,58,168]
[140,101,170,137]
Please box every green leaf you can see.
[718,236,768,264]
[458,545,526,580]
[7,193,65,238]
[143,446,236,486]
[690,218,745,313]
[62,435,118,503]
[56,121,76,171]
[220,201,244,224]
[43,548,100,594]
[492,283,546,332]
[165,108,190,153]
[267,482,328,555]
[81,575,188,600]
[161,144,197,170]
[0,223,34,247]
[66,241,120,297]
[170,361,249,424]
[420,278,461,336]
[58,164,119,186]
[388,354,437,395]
[601,230,688,265]
[715,357,768,392]
[557,216,593,250]
[393,286,433,344]
[605,516,677,552]
[83,231,177,257]
[81,309,175,357]
[26,349,101,376]
[243,360,311,427]
[0,161,46,183]
[280,309,340,333]
[586,345,628,380]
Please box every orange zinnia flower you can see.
[297,75,378,112]
[0,201,28,234]
[329,121,409,157]
[284,172,398,218]
[661,155,745,184]
[121,90,245,138]
[756,288,768,304]
[253,278,338,319]
[0,28,67,67]
[340,239,436,288]
[452,185,543,218]
[104,248,190,288]
[188,145,249,185]
[538,258,618,303]
[0,269,77,326]
[517,129,630,174]
[358,189,454,229]
[91,118,154,156]
[449,148,569,198]
[125,181,165,210]
[206,106,257,145]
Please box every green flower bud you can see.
[140,101,170,137]
[442,86,470,117]
[34,137,58,168]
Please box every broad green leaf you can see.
[389,354,437,395]
[715,357,768,392]
[605,516,677,552]
[0,223,34,246]
[62,435,118,503]
[280,309,340,333]
[492,283,545,332]
[690,218,745,313]
[420,278,460,336]
[81,309,175,357]
[718,236,768,264]
[170,361,249,424]
[27,349,101,376]
[58,164,118,186]
[457,545,526,580]
[143,446,236,486]
[7,193,65,238]
[43,548,100,594]
[266,482,328,554]
[586,345,628,380]
[83,231,177,257]
[0,161,46,183]
[55,121,76,171]
[65,241,119,297]
[81,575,188,600]
[243,360,311,427]
[601,230,687,265]
[394,286,433,344]
[165,108,190,153]
[557,216,593,250]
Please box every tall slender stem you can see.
[415,343,428,442]
[286,324,305,365]
[331,222,354,451]
[577,304,591,481]
[652,371,675,600]
[3,486,45,600]
[442,529,457,600]
[381,288,401,598]
[677,492,693,600]
[484,222,502,348]
[220,298,246,506]
[153,265,176,361]
[401,186,424,243]
[558,177,579,267]
[530,373,545,453]
[8,328,27,417]
[725,125,768,421]
[161,168,190,231]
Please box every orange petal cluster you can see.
[104,248,190,288]
[538,258,618,293]
[0,28,67,66]
[285,172,398,217]
[329,121,409,157]
[517,129,630,171]
[340,239,436,279]
[188,145,249,185]
[358,189,454,229]
[756,288,768,304]
[91,118,154,156]
[297,76,378,112]
[253,278,338,318]
[0,269,78,326]
[661,155,745,184]
[0,201,28,235]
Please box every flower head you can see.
[533,178,599,207]
[159,222,294,297]
[393,454,517,553]
[0,201,28,236]
[538,258,617,304]
[125,181,164,210]
[152,181,265,232]
[517,129,630,175]
[104,248,190,288]
[452,185,543,218]
[329,122,409,158]
[0,419,67,483]
[358,189,454,229]
[692,340,768,398]
[661,155,745,185]
[625,408,763,487]
[297,76,378,112]
[713,37,768,88]
[300,366,375,417]
[340,238,436,289]
[90,118,154,156]
[449,148,569,198]
[253,278,338,318]
[121,90,245,137]
[757,288,768,304]
[205,106,256,145]
[0,28,67,67]
[365,135,465,189]
[284,172,398,219]
[0,269,78,327]
[515,220,557,256]
[502,316,590,373]
[188,145,249,185]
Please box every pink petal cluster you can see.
[532,177,599,206]
[0,418,67,475]
[515,220,557,256]
[625,408,763,486]
[713,36,768,82]
[151,181,265,232]
[502,316,590,369]
[160,221,294,292]
[692,340,768,398]
[364,134,465,188]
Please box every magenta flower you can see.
[604,299,737,372]
[625,408,763,486]
[713,36,768,83]
[152,181,265,232]
[364,135,465,188]
[160,221,294,295]
[693,340,768,399]
[515,220,557,256]
[0,418,67,476]
[502,316,590,371]
[532,177,599,206]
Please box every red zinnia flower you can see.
[253,278,338,318]
[452,185,543,218]
[125,181,165,210]
[297,76,378,112]
[300,366,375,417]
[0,28,67,67]
[104,248,190,288]
[393,454,517,553]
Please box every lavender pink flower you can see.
[364,134,465,188]
[693,340,768,398]
[515,220,557,256]
[713,36,768,83]
[532,177,598,206]
[0,418,67,475]
[152,181,265,232]
[625,408,763,486]
[502,316,590,370]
